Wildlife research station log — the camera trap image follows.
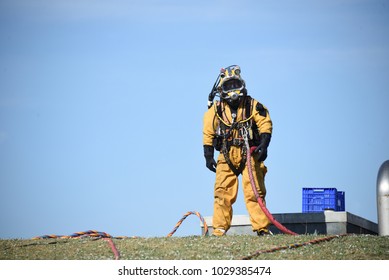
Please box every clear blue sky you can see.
[1,0,388,239]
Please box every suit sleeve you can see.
[203,106,217,146]
[253,100,272,134]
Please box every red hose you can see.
[103,238,120,260]
[247,146,298,235]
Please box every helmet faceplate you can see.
[217,65,246,107]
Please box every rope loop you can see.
[31,210,208,260]
[167,211,209,237]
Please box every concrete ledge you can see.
[201,212,378,235]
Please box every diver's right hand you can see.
[204,145,217,173]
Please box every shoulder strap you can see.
[244,96,253,119]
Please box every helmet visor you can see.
[222,79,243,92]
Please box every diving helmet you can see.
[217,65,246,107]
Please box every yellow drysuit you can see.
[203,97,272,236]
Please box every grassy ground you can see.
[1,234,389,260]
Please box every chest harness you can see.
[213,96,261,176]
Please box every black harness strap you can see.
[221,141,247,176]
[216,97,253,176]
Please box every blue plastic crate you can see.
[302,188,344,213]
[336,191,345,211]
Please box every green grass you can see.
[1,234,389,260]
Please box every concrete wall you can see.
[201,211,378,236]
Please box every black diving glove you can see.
[204,145,217,172]
[253,133,271,162]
